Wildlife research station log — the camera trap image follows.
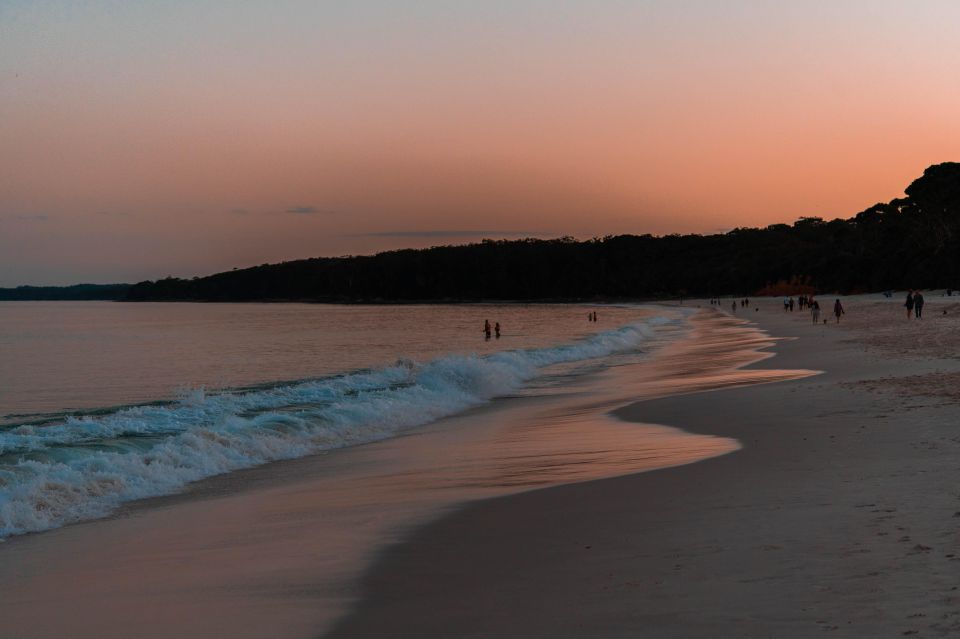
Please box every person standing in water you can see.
[833,299,844,323]
[484,319,492,340]
[914,291,925,319]
[905,291,914,320]
[494,322,501,338]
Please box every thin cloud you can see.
[356,229,549,238]
[285,206,334,215]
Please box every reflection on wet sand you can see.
[0,308,816,639]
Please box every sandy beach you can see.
[2,295,959,638]
[7,3,960,637]
[327,295,960,638]
[0,307,785,638]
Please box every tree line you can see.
[46,163,960,302]
[0,284,130,301]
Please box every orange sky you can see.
[1,1,959,285]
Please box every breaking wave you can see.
[0,318,670,538]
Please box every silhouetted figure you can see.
[905,292,914,319]
[789,297,795,312]
[484,319,492,340]
[833,299,844,323]
[731,301,737,313]
[914,291,924,318]
[811,300,821,324]
[783,296,789,312]
[495,322,501,338]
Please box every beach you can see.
[327,295,960,638]
[0,305,782,638]
[1,296,959,637]
[7,2,960,637]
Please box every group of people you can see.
[482,311,600,340]
[782,295,814,312]
[714,293,845,324]
[712,297,750,312]
[483,291,927,343]
[483,319,501,340]
[720,290,943,325]
[789,296,845,324]
[904,290,925,319]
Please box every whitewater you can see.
[0,316,673,538]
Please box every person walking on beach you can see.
[732,301,737,314]
[484,319,492,340]
[783,296,789,312]
[833,299,844,323]
[811,299,821,324]
[789,297,795,312]
[494,322,501,338]
[905,291,915,319]
[914,291,924,319]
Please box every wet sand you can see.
[327,295,960,638]
[0,309,808,638]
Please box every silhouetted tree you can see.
[124,163,960,302]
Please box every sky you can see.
[1,1,959,285]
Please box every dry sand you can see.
[326,294,960,638]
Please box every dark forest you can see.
[0,284,130,301]
[88,163,960,302]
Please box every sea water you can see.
[0,302,673,538]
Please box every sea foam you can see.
[0,318,670,538]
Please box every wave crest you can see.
[0,318,670,538]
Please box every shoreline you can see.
[0,305,802,638]
[0,308,768,638]
[3,297,952,637]
[325,297,960,637]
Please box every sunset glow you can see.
[2,0,959,285]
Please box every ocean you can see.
[0,301,677,538]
